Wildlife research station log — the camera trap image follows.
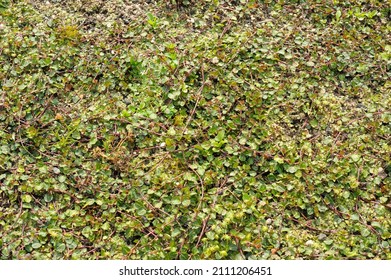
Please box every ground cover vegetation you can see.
[0,0,390,259]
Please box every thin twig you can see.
[194,177,228,249]
[182,64,205,135]
[188,164,205,211]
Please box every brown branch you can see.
[234,236,246,259]
[182,64,205,135]
[290,217,336,233]
[195,216,209,249]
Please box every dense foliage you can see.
[0,0,390,259]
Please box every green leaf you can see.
[351,154,361,162]
[182,199,191,207]
[324,239,333,245]
[206,231,215,240]
[361,228,371,237]
[26,127,38,139]
[165,138,176,151]
[336,10,342,21]
[56,243,66,253]
[172,228,181,238]
[22,195,32,203]
[171,197,181,205]
[31,243,42,249]
[102,222,111,231]
[273,156,284,164]
[44,194,53,203]
[82,226,92,238]
[286,166,298,173]
[309,119,318,127]
[48,228,62,237]
[242,193,251,202]
[215,130,225,142]
[274,185,285,192]
[58,175,66,183]
[0,145,10,154]
[351,214,360,221]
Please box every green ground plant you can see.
[0,0,390,259]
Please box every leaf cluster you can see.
[0,0,390,259]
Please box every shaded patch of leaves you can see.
[0,0,390,259]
